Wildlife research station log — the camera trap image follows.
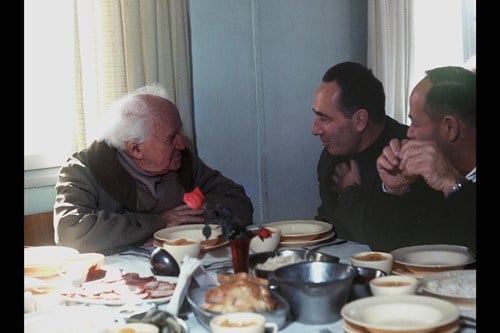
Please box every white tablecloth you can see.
[25,239,476,333]
[106,240,476,333]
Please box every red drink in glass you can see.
[229,237,252,273]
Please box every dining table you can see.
[25,238,477,333]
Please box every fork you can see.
[319,328,333,333]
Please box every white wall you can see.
[24,0,368,220]
[189,0,367,223]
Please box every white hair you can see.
[98,84,170,150]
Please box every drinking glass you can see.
[229,237,252,273]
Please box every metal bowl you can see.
[347,266,387,301]
[186,285,290,330]
[249,248,340,279]
[269,261,357,324]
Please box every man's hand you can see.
[376,138,413,195]
[332,159,361,193]
[398,140,461,195]
[160,204,204,227]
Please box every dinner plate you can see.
[278,230,336,247]
[341,295,460,333]
[342,318,460,333]
[154,224,223,247]
[420,269,476,309]
[60,274,178,306]
[391,244,475,278]
[266,220,333,241]
[153,237,229,253]
[25,246,80,278]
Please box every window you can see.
[24,0,77,171]
[409,0,476,91]
[24,0,193,189]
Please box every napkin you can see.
[165,255,202,316]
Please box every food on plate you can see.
[85,264,107,282]
[255,253,304,271]
[424,271,476,298]
[167,238,197,245]
[202,272,277,313]
[61,270,176,302]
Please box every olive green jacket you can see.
[54,141,253,255]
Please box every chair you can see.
[24,211,56,246]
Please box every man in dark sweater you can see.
[311,62,408,245]
[373,66,476,253]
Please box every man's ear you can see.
[126,141,143,158]
[353,108,368,132]
[441,116,459,142]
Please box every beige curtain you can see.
[73,0,194,152]
[367,0,411,124]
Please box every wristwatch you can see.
[449,177,468,195]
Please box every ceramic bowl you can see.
[369,274,419,296]
[63,252,105,279]
[210,312,279,333]
[351,251,394,274]
[249,227,281,253]
[162,238,201,266]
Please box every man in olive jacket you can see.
[54,84,253,255]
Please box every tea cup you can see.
[351,251,393,274]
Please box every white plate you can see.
[60,273,178,306]
[24,307,116,333]
[341,295,460,333]
[25,246,80,278]
[154,224,222,242]
[266,220,332,239]
[391,244,475,268]
[279,230,336,247]
[420,270,476,308]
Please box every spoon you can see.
[150,247,180,276]
[119,246,180,276]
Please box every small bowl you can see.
[162,238,201,266]
[210,312,279,333]
[369,275,419,296]
[186,286,289,330]
[63,252,105,284]
[106,322,159,333]
[249,227,281,253]
[351,251,394,274]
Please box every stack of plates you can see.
[341,295,461,333]
[153,224,228,252]
[390,244,476,278]
[265,220,335,247]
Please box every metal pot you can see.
[268,261,357,324]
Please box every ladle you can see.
[120,246,180,276]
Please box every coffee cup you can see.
[210,312,278,333]
[351,251,393,274]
